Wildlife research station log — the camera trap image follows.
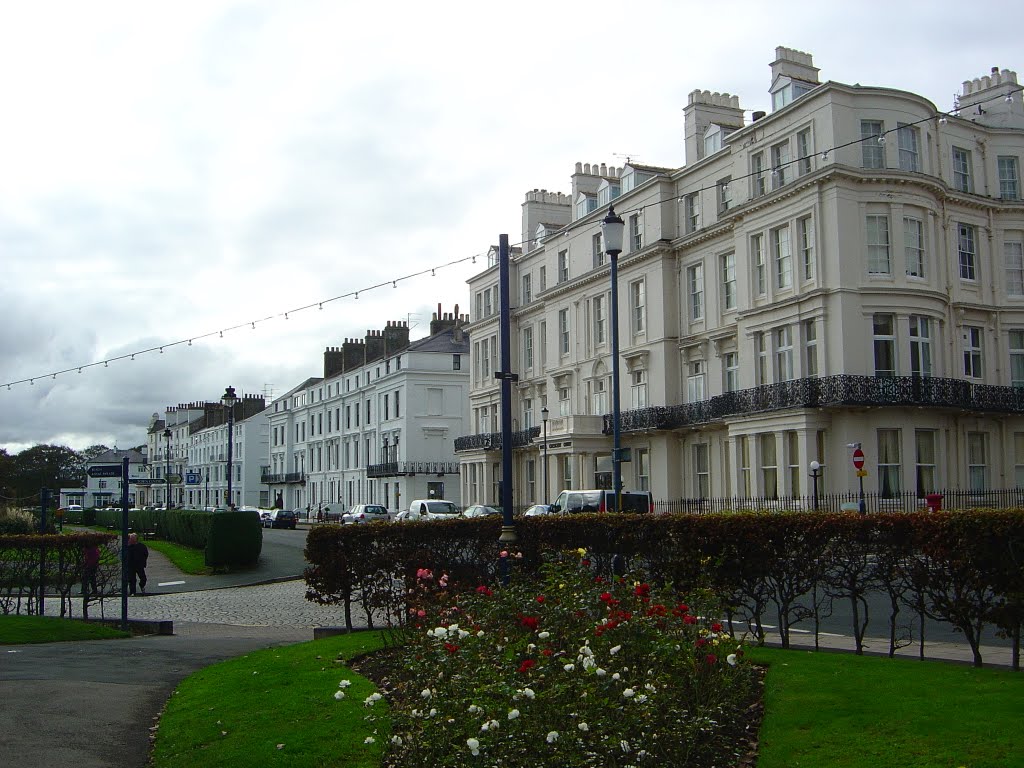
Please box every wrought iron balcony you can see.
[261,472,307,484]
[605,374,1024,434]
[366,461,461,478]
[454,426,541,453]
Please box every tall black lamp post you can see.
[809,460,821,511]
[163,427,172,508]
[541,406,550,504]
[602,205,625,512]
[222,386,237,509]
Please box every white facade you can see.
[266,313,471,515]
[61,448,148,508]
[186,406,270,509]
[459,49,1024,506]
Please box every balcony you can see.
[366,461,461,478]
[454,426,541,453]
[603,374,1024,434]
[261,472,307,484]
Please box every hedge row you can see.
[304,510,1024,669]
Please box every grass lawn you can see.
[749,647,1024,768]
[151,631,390,768]
[152,637,1024,768]
[0,614,130,644]
[146,539,211,575]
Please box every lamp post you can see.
[602,205,625,512]
[809,460,821,511]
[163,427,172,508]
[541,406,550,504]
[205,468,210,510]
[222,386,238,510]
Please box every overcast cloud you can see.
[2,0,1023,452]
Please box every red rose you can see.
[518,659,536,673]
[711,622,723,632]
[476,585,493,596]
[581,558,591,567]
[536,595,546,604]
[519,615,540,631]
[444,642,459,655]
[541,649,553,656]
[683,615,697,625]
[634,583,651,598]
[705,654,717,665]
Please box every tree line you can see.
[0,443,124,506]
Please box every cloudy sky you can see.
[2,0,1022,453]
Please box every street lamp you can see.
[541,406,550,504]
[809,460,821,511]
[222,386,238,510]
[602,205,625,512]
[163,428,172,508]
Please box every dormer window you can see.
[574,193,597,221]
[771,76,813,111]
[703,124,734,157]
[620,166,655,195]
[597,179,621,207]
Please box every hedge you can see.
[304,510,1024,669]
[205,510,263,568]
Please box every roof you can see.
[89,448,146,464]
[407,326,470,354]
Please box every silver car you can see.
[342,504,391,524]
[462,504,501,518]
[523,504,553,517]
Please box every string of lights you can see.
[3,84,1022,392]
[2,253,484,390]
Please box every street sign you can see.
[166,473,183,484]
[856,469,869,478]
[87,465,122,478]
[852,448,865,470]
[185,471,202,485]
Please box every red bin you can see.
[925,493,943,511]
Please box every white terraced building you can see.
[457,47,1024,509]
[264,309,471,516]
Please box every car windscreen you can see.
[366,506,387,515]
[425,502,459,515]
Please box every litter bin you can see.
[925,493,943,511]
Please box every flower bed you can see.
[353,550,761,767]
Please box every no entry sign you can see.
[852,448,865,469]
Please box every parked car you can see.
[343,504,391,524]
[548,489,654,514]
[523,504,552,517]
[263,509,297,529]
[462,504,501,518]
[67,504,84,513]
[396,499,461,522]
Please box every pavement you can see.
[1,532,1018,768]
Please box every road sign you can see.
[87,465,122,478]
[185,471,202,485]
[856,469,869,478]
[852,448,865,470]
[166,473,183,484]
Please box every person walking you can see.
[82,542,100,596]
[125,533,149,595]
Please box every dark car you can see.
[269,509,297,529]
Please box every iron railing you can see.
[455,426,541,453]
[607,374,1024,434]
[261,472,306,484]
[651,487,1024,515]
[366,461,461,478]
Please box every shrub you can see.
[204,510,263,568]
[371,551,758,767]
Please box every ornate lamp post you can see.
[222,386,238,509]
[163,427,172,508]
[541,406,550,504]
[602,205,625,512]
[809,460,821,511]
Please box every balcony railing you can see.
[454,426,541,453]
[261,472,307,484]
[366,461,461,478]
[605,374,1024,434]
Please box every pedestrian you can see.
[126,533,149,595]
[82,542,100,596]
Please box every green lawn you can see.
[146,539,211,575]
[0,614,130,644]
[749,647,1024,768]
[151,631,390,768]
[151,637,1024,768]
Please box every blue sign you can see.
[185,471,202,485]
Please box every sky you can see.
[2,0,1023,453]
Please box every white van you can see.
[397,499,461,521]
[548,489,653,514]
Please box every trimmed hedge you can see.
[205,510,263,568]
[304,510,1024,669]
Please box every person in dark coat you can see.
[126,533,149,595]
[82,542,100,596]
